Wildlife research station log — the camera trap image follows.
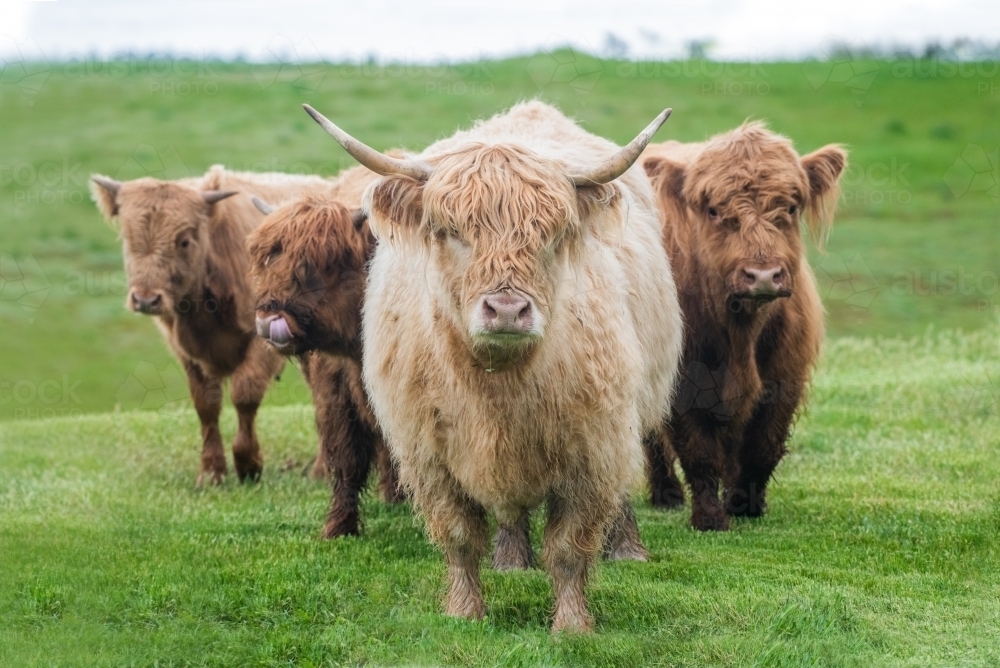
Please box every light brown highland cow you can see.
[247,190,403,538]
[303,101,684,633]
[90,166,344,485]
[642,122,847,531]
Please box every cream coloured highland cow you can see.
[303,101,683,632]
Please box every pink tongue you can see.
[269,317,293,344]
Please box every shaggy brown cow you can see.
[304,101,683,632]
[90,166,337,485]
[247,192,403,538]
[642,122,847,531]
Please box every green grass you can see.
[1,55,1000,419]
[1,54,999,664]
[2,326,999,666]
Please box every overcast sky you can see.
[2,0,998,62]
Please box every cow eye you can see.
[178,238,190,249]
[707,206,719,219]
[788,205,797,215]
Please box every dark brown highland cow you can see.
[247,193,403,538]
[91,166,340,485]
[642,122,847,531]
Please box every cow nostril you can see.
[483,302,498,320]
[518,304,531,322]
[149,294,162,307]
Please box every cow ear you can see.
[643,157,687,208]
[801,144,847,248]
[351,208,368,231]
[90,175,121,222]
[366,175,425,239]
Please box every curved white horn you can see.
[571,108,672,187]
[252,196,275,216]
[303,104,432,181]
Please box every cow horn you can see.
[571,108,672,187]
[252,196,276,216]
[303,104,433,181]
[91,175,122,197]
[202,190,238,205]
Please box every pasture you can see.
[2,54,1000,665]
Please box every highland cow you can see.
[247,192,403,538]
[90,166,338,485]
[642,122,847,531]
[303,101,683,632]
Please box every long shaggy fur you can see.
[90,165,351,485]
[643,122,847,531]
[360,101,683,632]
[247,185,403,538]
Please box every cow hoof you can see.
[691,510,729,532]
[729,503,767,519]
[236,463,263,484]
[727,492,767,518]
[305,455,327,480]
[551,609,594,634]
[195,470,225,487]
[234,453,263,483]
[323,518,360,539]
[444,596,486,621]
[603,539,649,562]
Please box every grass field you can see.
[1,54,1000,666]
[1,54,999,419]
[2,328,999,666]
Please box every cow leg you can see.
[375,433,405,504]
[726,389,799,519]
[185,361,226,486]
[307,445,328,480]
[420,475,488,620]
[543,493,609,633]
[318,387,375,538]
[602,499,648,561]
[671,422,729,531]
[230,353,276,483]
[644,426,685,509]
[493,510,534,571]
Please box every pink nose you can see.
[740,266,786,297]
[481,292,533,334]
[131,291,163,314]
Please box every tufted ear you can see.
[800,144,847,248]
[90,175,121,222]
[351,208,367,231]
[365,175,425,240]
[643,157,686,207]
